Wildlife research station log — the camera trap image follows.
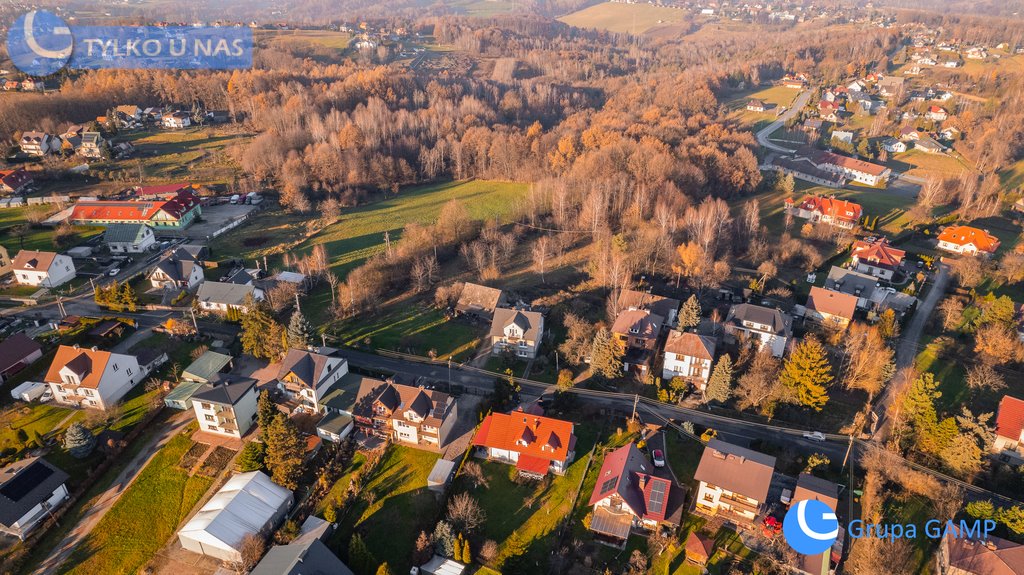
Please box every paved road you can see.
[31,412,191,575]
[755,89,812,153]
[872,262,950,441]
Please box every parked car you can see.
[652,449,665,468]
[108,268,121,276]
[802,431,826,442]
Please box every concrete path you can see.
[30,411,192,575]
[755,90,812,153]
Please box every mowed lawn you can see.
[0,403,81,450]
[211,179,526,278]
[59,429,214,575]
[559,2,689,34]
[331,446,441,575]
[885,149,972,179]
[330,303,482,360]
[724,85,799,130]
[0,204,103,253]
[256,29,352,50]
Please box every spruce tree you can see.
[287,310,312,349]
[237,441,265,472]
[779,337,833,411]
[63,422,96,458]
[257,390,277,434]
[590,327,623,379]
[679,295,702,329]
[704,354,733,404]
[264,415,305,489]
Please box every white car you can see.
[108,268,121,276]
[652,449,666,468]
[802,431,826,442]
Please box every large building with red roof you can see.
[850,237,906,281]
[811,150,891,186]
[994,395,1024,464]
[784,195,863,229]
[587,443,678,544]
[937,225,1001,257]
[68,188,202,230]
[473,411,576,477]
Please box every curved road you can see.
[755,89,812,153]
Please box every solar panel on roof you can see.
[648,481,667,515]
[0,462,53,501]
[600,476,618,495]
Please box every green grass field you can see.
[0,403,81,451]
[559,2,689,34]
[1000,158,1024,190]
[885,149,972,179]
[0,205,103,253]
[724,85,799,130]
[211,179,526,278]
[93,127,250,186]
[746,180,915,237]
[330,445,440,575]
[330,303,482,360]
[60,429,213,575]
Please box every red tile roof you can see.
[851,237,906,269]
[685,532,714,561]
[70,190,200,224]
[588,443,672,522]
[937,225,1000,254]
[813,150,889,177]
[786,195,863,223]
[137,183,192,196]
[996,396,1024,442]
[516,454,552,476]
[43,345,112,389]
[474,411,576,465]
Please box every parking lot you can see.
[182,203,259,242]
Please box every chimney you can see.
[534,418,541,430]
[91,346,98,352]
[637,474,647,491]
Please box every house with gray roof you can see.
[489,308,544,359]
[0,457,69,540]
[251,539,353,575]
[197,281,264,314]
[275,349,348,414]
[103,223,155,254]
[183,350,234,383]
[825,266,877,309]
[724,303,791,357]
[148,248,204,290]
[190,375,258,438]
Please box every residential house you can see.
[900,126,923,141]
[162,111,192,128]
[21,79,44,92]
[784,195,863,229]
[70,189,202,229]
[616,289,680,329]
[0,334,43,383]
[275,349,348,414]
[772,156,847,188]
[0,457,69,540]
[937,527,1024,575]
[850,237,906,280]
[805,286,858,327]
[882,137,908,153]
[661,330,716,388]
[611,309,663,376]
[724,304,792,357]
[802,118,825,132]
[937,225,1001,256]
[831,130,854,144]
[177,472,292,563]
[196,282,264,314]
[878,75,906,97]
[251,539,354,575]
[940,127,961,141]
[454,282,506,320]
[966,47,988,59]
[148,248,204,290]
[914,137,946,154]
[0,168,33,194]
[19,132,59,156]
[12,251,75,288]
[78,132,106,158]
[927,106,949,122]
[694,439,776,526]
[315,412,354,443]
[789,474,844,575]
[355,380,458,448]
[746,99,766,112]
[489,308,544,359]
[191,375,259,438]
[825,266,878,310]
[810,150,890,186]
[44,345,143,410]
[818,101,841,122]
[114,105,143,125]
[183,350,234,384]
[473,411,577,477]
[0,246,11,279]
[993,395,1024,464]
[587,443,677,545]
[103,224,156,254]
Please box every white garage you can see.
[177,471,293,562]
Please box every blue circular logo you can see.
[783,499,839,555]
[6,10,74,76]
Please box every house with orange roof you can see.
[850,237,905,281]
[68,189,202,230]
[937,225,1000,257]
[473,411,577,477]
[12,250,75,288]
[784,195,863,229]
[44,345,143,410]
[993,395,1024,464]
[805,287,858,327]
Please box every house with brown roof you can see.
[784,195,863,229]
[148,247,204,290]
[0,168,33,194]
[805,287,858,327]
[685,532,715,567]
[473,411,576,477]
[12,250,75,288]
[694,439,776,525]
[616,289,680,329]
[661,330,716,387]
[938,527,1024,575]
[611,309,663,376]
[454,282,506,320]
[993,395,1024,464]
[937,225,1001,257]
[724,304,791,357]
[353,380,458,448]
[19,132,59,156]
[489,308,544,359]
[587,443,677,545]
[275,349,348,414]
[44,345,143,410]
[746,99,766,112]
[788,474,844,575]
[0,334,43,383]
[850,237,905,281]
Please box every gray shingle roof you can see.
[197,282,255,306]
[103,224,150,245]
[191,375,256,406]
[250,539,353,575]
[0,457,69,528]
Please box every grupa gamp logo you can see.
[783,499,840,555]
[6,10,73,76]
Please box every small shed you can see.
[315,412,353,443]
[182,350,233,383]
[164,380,205,410]
[418,555,466,575]
[427,459,457,493]
[685,532,714,566]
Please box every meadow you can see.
[559,2,689,34]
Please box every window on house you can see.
[205,415,215,422]
[126,368,133,376]
[112,363,119,371]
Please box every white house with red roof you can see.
[69,189,202,230]
[784,195,863,229]
[850,237,905,280]
[44,345,143,410]
[473,411,576,477]
[926,105,949,122]
[937,225,1001,257]
[811,150,890,186]
[587,443,676,545]
[994,395,1024,464]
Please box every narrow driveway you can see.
[31,412,191,575]
[755,89,812,153]
[872,262,950,441]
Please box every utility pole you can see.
[631,393,638,422]
[841,434,855,472]
[383,231,392,257]
[189,307,199,334]
[447,357,452,392]
[294,292,301,314]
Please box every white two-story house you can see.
[723,304,792,358]
[190,375,259,438]
[661,330,716,388]
[489,308,544,359]
[12,251,76,288]
[694,439,776,526]
[275,349,348,414]
[44,345,143,410]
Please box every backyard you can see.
[329,302,483,361]
[0,204,103,253]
